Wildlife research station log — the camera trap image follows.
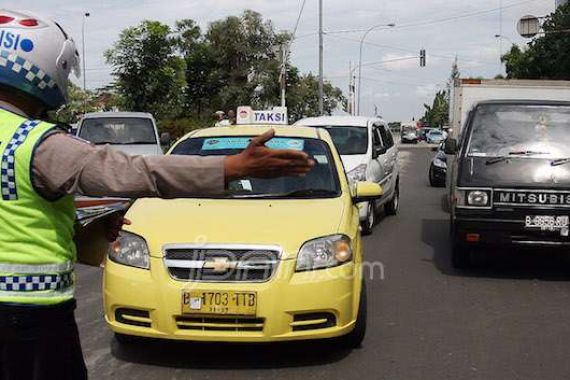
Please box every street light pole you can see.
[82,12,90,92]
[357,23,395,116]
[318,0,324,115]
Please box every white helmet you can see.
[0,9,80,110]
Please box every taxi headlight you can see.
[296,235,353,272]
[347,164,367,184]
[109,231,150,269]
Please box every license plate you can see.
[181,290,257,316]
[525,215,569,235]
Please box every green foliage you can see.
[105,21,186,120]
[286,71,345,122]
[502,3,570,80]
[158,117,211,139]
[49,83,123,125]
[105,11,345,127]
[422,90,449,128]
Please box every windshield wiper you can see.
[485,151,549,165]
[276,189,339,198]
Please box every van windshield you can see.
[321,126,368,155]
[79,117,157,145]
[468,104,570,158]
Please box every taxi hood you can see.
[125,198,348,260]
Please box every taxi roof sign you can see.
[236,106,288,125]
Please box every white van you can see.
[77,112,168,156]
[295,116,400,234]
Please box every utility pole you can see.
[82,12,90,114]
[348,61,353,115]
[280,46,287,107]
[318,0,324,115]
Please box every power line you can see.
[386,0,540,30]
[306,0,541,36]
[326,33,496,67]
[291,0,308,38]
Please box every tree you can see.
[107,12,346,125]
[502,3,570,79]
[174,10,344,122]
[422,90,449,128]
[446,56,460,102]
[286,70,345,122]
[105,21,186,120]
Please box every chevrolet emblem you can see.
[203,258,237,273]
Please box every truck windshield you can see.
[171,136,341,199]
[322,126,368,155]
[468,104,570,158]
[79,118,157,145]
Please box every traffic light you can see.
[420,49,426,68]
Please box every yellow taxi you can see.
[103,124,383,348]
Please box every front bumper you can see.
[103,257,361,342]
[454,209,570,248]
[430,164,446,183]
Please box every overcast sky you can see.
[2,0,557,121]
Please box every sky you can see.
[1,0,557,122]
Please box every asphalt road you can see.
[77,146,570,380]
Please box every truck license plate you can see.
[181,290,257,316]
[525,215,569,235]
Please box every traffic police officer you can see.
[0,9,314,380]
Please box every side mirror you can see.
[372,146,387,158]
[160,132,172,147]
[352,182,383,204]
[444,138,458,155]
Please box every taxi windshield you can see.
[171,136,341,199]
[468,104,570,158]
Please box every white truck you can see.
[449,79,570,138]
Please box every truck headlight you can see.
[467,190,489,206]
[296,235,353,272]
[109,231,150,269]
[347,164,367,184]
[433,158,447,169]
[455,188,492,208]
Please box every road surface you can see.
[77,146,570,379]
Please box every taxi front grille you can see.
[163,247,280,282]
[176,316,265,332]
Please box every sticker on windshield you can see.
[202,138,251,150]
[202,137,305,151]
[266,138,305,151]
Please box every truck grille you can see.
[163,245,280,282]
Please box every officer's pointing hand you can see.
[225,129,315,180]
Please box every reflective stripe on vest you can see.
[0,272,73,292]
[0,262,74,298]
[1,119,40,200]
[0,111,77,305]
